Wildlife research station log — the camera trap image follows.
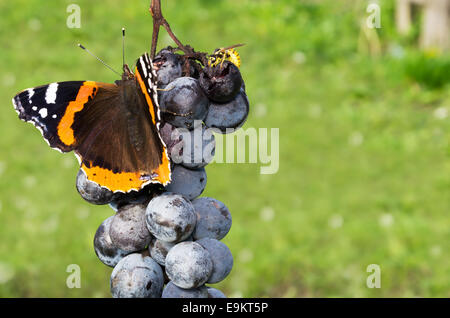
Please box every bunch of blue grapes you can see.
[77,47,249,298]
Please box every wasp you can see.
[208,44,244,69]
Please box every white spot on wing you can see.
[45,83,58,104]
[38,108,48,118]
[52,114,57,119]
[28,88,34,103]
[32,106,37,111]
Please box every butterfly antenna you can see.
[78,43,121,76]
[122,27,126,66]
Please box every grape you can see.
[165,241,213,289]
[76,169,114,205]
[160,122,181,155]
[192,197,232,240]
[162,281,208,298]
[149,239,175,266]
[148,236,193,266]
[153,49,182,87]
[110,252,164,298]
[204,88,249,133]
[199,61,243,103]
[159,77,209,129]
[179,124,216,169]
[207,287,227,298]
[160,123,216,169]
[93,216,129,267]
[109,203,152,252]
[196,238,233,284]
[109,187,157,212]
[145,193,196,243]
[165,165,207,200]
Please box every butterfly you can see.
[12,51,171,193]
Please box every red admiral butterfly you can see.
[12,51,171,193]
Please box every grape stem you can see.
[149,0,208,67]
[150,0,189,59]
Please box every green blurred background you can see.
[0,0,449,297]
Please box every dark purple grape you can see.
[162,281,208,298]
[192,197,232,240]
[207,287,227,298]
[145,193,196,243]
[109,203,152,252]
[165,165,207,200]
[76,169,114,205]
[148,236,193,266]
[149,238,175,266]
[196,238,233,284]
[108,186,158,212]
[165,241,213,289]
[153,49,182,87]
[204,88,249,133]
[110,252,164,298]
[160,123,215,169]
[93,216,129,267]
[160,122,182,156]
[199,61,243,103]
[179,123,215,169]
[159,77,209,129]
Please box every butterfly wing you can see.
[75,54,171,192]
[132,52,171,186]
[12,81,116,153]
[12,53,171,193]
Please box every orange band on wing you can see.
[81,157,171,193]
[135,67,156,125]
[155,149,171,186]
[135,68,171,185]
[81,163,146,193]
[58,81,98,146]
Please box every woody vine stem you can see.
[149,0,208,66]
[150,0,184,59]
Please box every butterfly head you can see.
[122,64,134,81]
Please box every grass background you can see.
[0,0,449,297]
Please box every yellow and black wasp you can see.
[208,44,244,69]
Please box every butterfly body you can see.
[119,67,149,154]
[12,53,171,193]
